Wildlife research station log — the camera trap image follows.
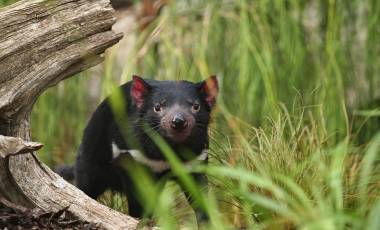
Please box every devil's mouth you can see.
[160,129,191,143]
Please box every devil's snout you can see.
[161,107,195,142]
[171,113,188,131]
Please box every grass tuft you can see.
[5,0,377,229]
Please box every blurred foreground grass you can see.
[2,0,378,229]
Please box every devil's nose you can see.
[171,114,188,130]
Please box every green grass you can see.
[0,0,17,6]
[1,0,378,229]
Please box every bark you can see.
[0,135,43,158]
[0,0,140,229]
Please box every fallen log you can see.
[0,0,140,229]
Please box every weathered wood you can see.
[0,0,140,229]
[0,135,42,158]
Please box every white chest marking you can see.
[111,142,208,173]
[111,142,128,159]
[128,149,171,172]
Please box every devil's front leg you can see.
[178,172,209,224]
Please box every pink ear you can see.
[131,75,150,108]
[201,75,218,107]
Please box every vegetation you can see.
[2,0,379,229]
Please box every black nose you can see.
[171,114,188,131]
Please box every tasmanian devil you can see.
[57,75,218,222]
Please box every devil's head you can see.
[130,75,218,146]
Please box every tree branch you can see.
[0,135,43,158]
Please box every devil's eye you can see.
[153,104,161,113]
[192,103,200,112]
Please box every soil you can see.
[0,197,102,230]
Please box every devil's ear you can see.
[131,75,151,108]
[198,75,218,108]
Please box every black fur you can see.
[57,76,218,222]
[55,165,74,181]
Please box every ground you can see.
[0,197,101,230]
